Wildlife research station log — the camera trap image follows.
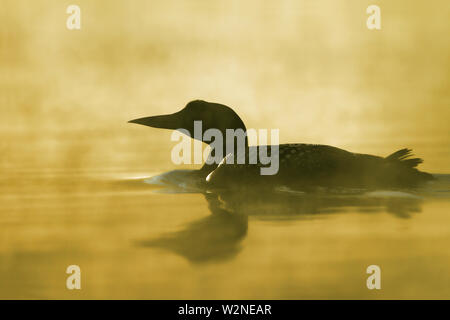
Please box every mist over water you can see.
[0,0,449,299]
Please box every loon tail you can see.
[385,148,423,168]
[385,148,434,184]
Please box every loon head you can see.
[129,100,248,146]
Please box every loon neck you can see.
[199,135,250,177]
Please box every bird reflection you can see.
[215,188,423,220]
[138,192,248,263]
[137,176,423,263]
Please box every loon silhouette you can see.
[129,100,433,189]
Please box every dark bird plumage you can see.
[129,100,434,190]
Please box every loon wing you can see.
[206,144,433,189]
[277,144,433,188]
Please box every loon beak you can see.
[128,112,181,129]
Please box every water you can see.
[1,131,449,299]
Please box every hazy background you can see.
[1,0,449,173]
[0,0,449,299]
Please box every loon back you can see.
[129,100,434,189]
[205,144,434,189]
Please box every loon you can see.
[129,100,434,189]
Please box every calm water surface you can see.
[0,131,449,299]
